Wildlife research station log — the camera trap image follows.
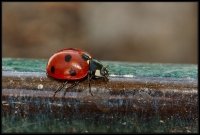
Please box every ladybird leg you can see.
[53,81,68,98]
[103,76,109,82]
[88,73,94,96]
[63,81,79,97]
[88,60,94,96]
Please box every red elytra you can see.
[46,48,92,80]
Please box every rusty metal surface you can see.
[2,70,198,119]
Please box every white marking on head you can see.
[87,60,90,64]
[95,70,101,77]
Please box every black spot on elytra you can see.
[82,53,90,61]
[51,66,55,73]
[69,69,77,76]
[65,54,72,62]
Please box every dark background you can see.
[2,2,198,64]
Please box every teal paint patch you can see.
[2,58,46,72]
[104,61,197,80]
[2,58,197,80]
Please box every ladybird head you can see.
[90,59,109,81]
[100,66,109,81]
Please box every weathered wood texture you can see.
[2,58,198,119]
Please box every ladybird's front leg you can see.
[103,76,109,82]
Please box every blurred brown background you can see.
[2,2,198,64]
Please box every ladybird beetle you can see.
[46,48,109,97]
